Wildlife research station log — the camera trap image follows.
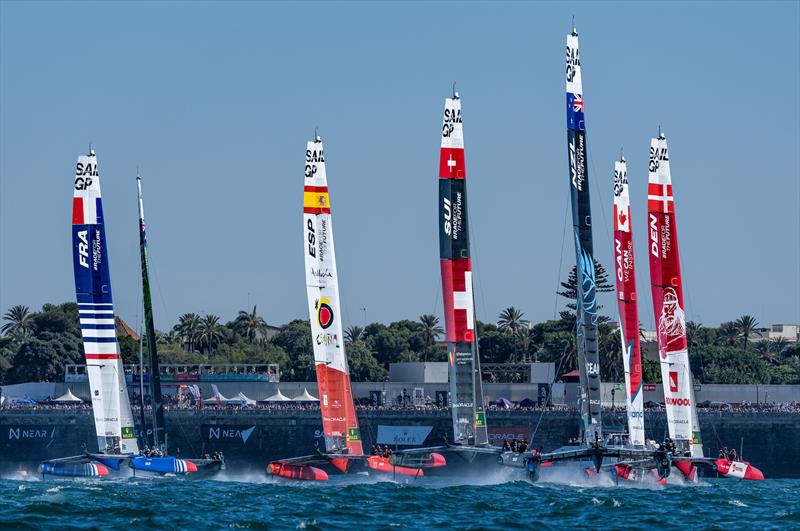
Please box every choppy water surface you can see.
[1,474,798,530]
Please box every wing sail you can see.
[612,158,645,447]
[303,138,363,462]
[72,151,139,455]
[646,135,703,457]
[438,95,488,446]
[565,29,603,444]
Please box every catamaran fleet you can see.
[38,24,764,485]
[497,27,763,484]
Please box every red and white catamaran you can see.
[267,135,444,481]
[646,133,764,481]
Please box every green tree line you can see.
[1,263,798,386]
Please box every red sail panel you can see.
[612,159,644,446]
[614,228,642,387]
[440,258,474,343]
[439,147,466,179]
[315,363,363,462]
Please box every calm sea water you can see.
[1,474,798,530]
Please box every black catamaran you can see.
[390,90,505,476]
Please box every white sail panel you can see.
[441,97,464,150]
[566,33,582,96]
[303,140,346,373]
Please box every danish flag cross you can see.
[448,153,457,173]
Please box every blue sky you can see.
[1,1,798,332]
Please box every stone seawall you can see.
[1,410,797,478]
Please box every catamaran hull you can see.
[401,448,499,478]
[268,462,329,481]
[39,462,109,478]
[715,459,764,480]
[366,456,430,477]
[130,456,197,474]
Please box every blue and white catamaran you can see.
[40,151,220,478]
[39,150,140,477]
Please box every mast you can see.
[647,133,704,457]
[138,328,148,448]
[612,156,645,447]
[303,135,363,471]
[565,27,603,445]
[72,150,139,455]
[438,92,488,446]
[137,175,165,450]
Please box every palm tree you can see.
[686,321,704,351]
[735,315,760,351]
[768,337,789,362]
[418,315,444,347]
[716,321,739,347]
[174,313,201,352]
[514,326,540,363]
[1,305,33,337]
[156,330,180,346]
[234,305,267,343]
[197,314,225,355]
[754,340,779,365]
[497,307,529,334]
[344,325,364,344]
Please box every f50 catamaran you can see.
[39,150,140,477]
[647,133,764,481]
[438,92,488,448]
[268,135,442,481]
[612,156,645,449]
[392,91,504,475]
[500,26,612,480]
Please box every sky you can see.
[1,1,798,333]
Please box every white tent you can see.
[237,392,257,406]
[262,389,291,402]
[53,388,83,403]
[203,384,237,405]
[293,388,319,402]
